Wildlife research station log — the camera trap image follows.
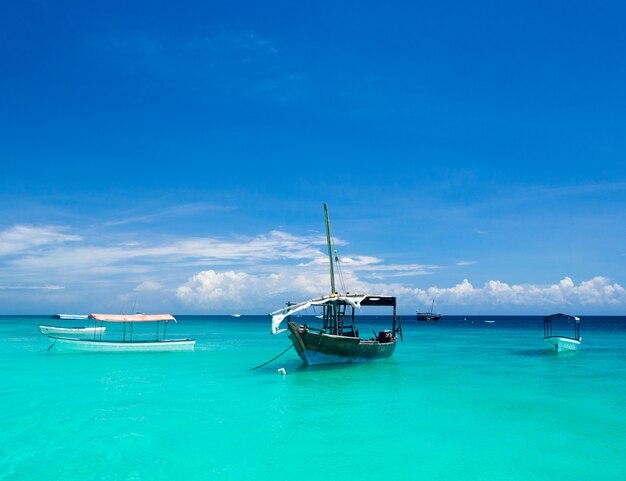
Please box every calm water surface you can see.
[1,315,625,480]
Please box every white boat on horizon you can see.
[47,314,195,353]
[39,325,106,336]
[53,314,89,320]
[543,313,581,351]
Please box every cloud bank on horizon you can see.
[0,223,624,314]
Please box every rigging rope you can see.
[331,235,347,294]
[251,345,293,370]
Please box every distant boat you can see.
[47,314,195,352]
[416,300,441,321]
[39,325,105,335]
[231,314,241,318]
[53,314,88,320]
[484,320,495,324]
[270,203,402,365]
[41,314,105,335]
[543,313,581,351]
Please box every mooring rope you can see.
[39,341,56,352]
[251,345,293,370]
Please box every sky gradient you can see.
[1,0,625,314]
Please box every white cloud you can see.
[133,280,165,292]
[2,221,624,313]
[456,260,477,266]
[422,276,626,306]
[177,270,626,311]
[358,264,441,278]
[176,268,331,308]
[0,285,64,290]
[104,202,235,227]
[299,255,441,278]
[0,225,82,256]
[7,230,328,276]
[474,229,487,235]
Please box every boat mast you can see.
[324,203,336,295]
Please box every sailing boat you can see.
[270,203,402,365]
[416,299,441,321]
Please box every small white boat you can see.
[543,313,581,351]
[39,325,106,335]
[231,314,241,318]
[543,336,581,351]
[47,313,195,353]
[484,320,495,324]
[54,314,89,320]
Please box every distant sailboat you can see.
[416,300,441,321]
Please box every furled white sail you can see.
[270,294,366,334]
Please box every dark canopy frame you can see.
[544,313,581,341]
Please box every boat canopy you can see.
[88,314,176,323]
[270,294,395,334]
[543,312,581,341]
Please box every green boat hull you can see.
[287,322,397,365]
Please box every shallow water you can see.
[1,315,625,480]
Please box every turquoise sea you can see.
[1,315,625,480]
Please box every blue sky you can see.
[1,0,625,314]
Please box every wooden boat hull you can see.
[287,322,396,365]
[416,316,440,322]
[47,336,196,352]
[39,325,106,335]
[543,336,581,351]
